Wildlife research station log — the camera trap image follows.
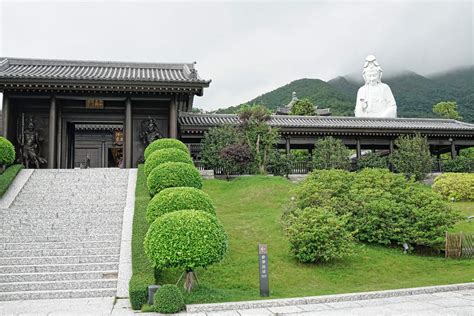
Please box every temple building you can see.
[1,57,473,169]
[0,57,210,168]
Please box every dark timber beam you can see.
[125,96,132,168]
[169,96,178,138]
[48,96,57,168]
[2,93,9,139]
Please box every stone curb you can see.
[117,169,137,298]
[0,169,34,209]
[186,282,474,313]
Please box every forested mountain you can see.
[215,66,473,122]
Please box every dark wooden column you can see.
[450,139,457,159]
[285,137,291,155]
[2,93,9,139]
[56,104,62,168]
[125,96,132,168]
[169,95,178,139]
[48,96,57,168]
[356,138,361,158]
[389,139,394,154]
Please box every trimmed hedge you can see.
[0,137,15,166]
[296,168,460,247]
[153,284,185,314]
[144,210,228,270]
[147,162,202,196]
[129,274,151,310]
[146,187,216,224]
[144,148,193,177]
[432,173,474,201]
[144,138,188,161]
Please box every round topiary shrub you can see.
[146,187,216,224]
[144,138,188,161]
[153,284,185,314]
[147,162,202,196]
[0,137,15,166]
[283,207,354,263]
[144,148,193,177]
[144,210,228,291]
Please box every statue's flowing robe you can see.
[355,83,397,118]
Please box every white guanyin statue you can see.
[355,55,397,118]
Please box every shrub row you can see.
[432,173,474,201]
[0,137,15,167]
[285,168,461,263]
[131,138,227,312]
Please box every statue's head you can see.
[362,55,383,86]
[26,117,36,131]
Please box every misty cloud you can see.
[1,1,472,110]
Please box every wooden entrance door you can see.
[72,124,123,168]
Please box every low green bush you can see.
[0,137,15,166]
[129,274,151,310]
[442,156,473,173]
[432,173,474,201]
[283,207,354,263]
[153,284,185,314]
[312,136,350,170]
[356,152,389,170]
[390,134,432,181]
[147,162,202,196]
[268,152,293,177]
[295,168,460,247]
[144,210,228,270]
[144,148,193,177]
[144,138,188,161]
[146,187,216,224]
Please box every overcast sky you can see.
[0,0,472,110]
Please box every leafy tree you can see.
[357,152,389,170]
[238,104,280,174]
[219,143,252,177]
[200,125,241,170]
[433,101,462,120]
[312,136,351,170]
[390,134,433,181]
[290,98,316,116]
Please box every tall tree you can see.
[290,98,316,116]
[433,101,463,120]
[238,104,280,174]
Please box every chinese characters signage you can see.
[85,99,104,109]
[258,243,269,297]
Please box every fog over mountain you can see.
[0,1,472,110]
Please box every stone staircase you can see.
[0,169,129,301]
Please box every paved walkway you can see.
[0,286,472,315]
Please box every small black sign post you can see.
[258,243,269,297]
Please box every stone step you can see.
[1,218,123,228]
[1,226,123,236]
[0,288,117,301]
[0,262,119,274]
[0,279,117,292]
[1,241,119,250]
[0,234,121,243]
[0,247,120,258]
[0,255,119,266]
[0,270,118,283]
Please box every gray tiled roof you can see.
[179,112,474,131]
[0,57,210,84]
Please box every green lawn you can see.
[0,164,23,197]
[451,202,474,233]
[149,176,474,304]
